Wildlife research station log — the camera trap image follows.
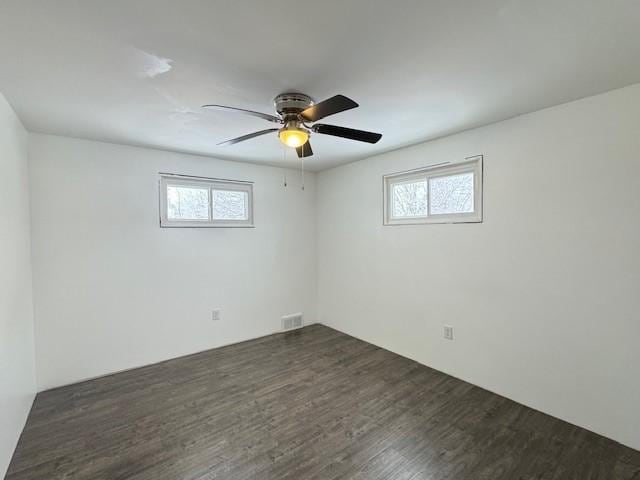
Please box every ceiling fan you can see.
[202,93,382,158]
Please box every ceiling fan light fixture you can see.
[207,92,382,157]
[279,126,309,148]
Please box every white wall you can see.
[317,84,640,450]
[29,134,317,390]
[0,94,36,477]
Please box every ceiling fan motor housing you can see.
[274,93,314,117]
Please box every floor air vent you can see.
[282,313,304,331]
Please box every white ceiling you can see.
[1,0,639,171]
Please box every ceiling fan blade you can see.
[312,124,382,144]
[296,141,313,158]
[203,104,281,124]
[217,128,279,146]
[300,95,358,122]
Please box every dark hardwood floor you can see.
[6,324,640,479]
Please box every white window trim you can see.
[383,155,483,226]
[159,173,254,228]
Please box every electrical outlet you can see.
[443,325,454,340]
[212,309,221,321]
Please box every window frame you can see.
[159,174,254,228]
[383,155,483,226]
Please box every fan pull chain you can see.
[301,155,305,191]
[283,146,287,187]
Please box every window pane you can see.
[213,190,248,220]
[166,185,210,220]
[429,172,474,215]
[391,180,427,218]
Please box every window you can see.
[383,156,482,225]
[159,174,253,227]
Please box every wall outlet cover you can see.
[444,325,454,340]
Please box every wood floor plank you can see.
[5,324,640,480]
